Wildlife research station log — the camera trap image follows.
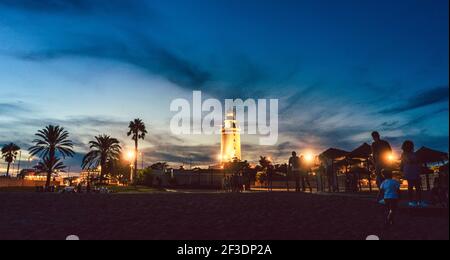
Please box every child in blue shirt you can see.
[378,170,401,227]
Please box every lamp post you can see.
[130,164,135,184]
[126,151,136,184]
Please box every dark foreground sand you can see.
[0,192,448,240]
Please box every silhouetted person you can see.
[300,156,313,193]
[371,131,392,188]
[400,140,423,208]
[289,152,301,192]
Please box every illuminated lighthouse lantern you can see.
[221,111,241,163]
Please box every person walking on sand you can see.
[289,152,301,192]
[400,140,425,208]
[377,170,401,227]
[371,131,393,188]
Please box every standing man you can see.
[371,131,393,188]
[289,152,301,192]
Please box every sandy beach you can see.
[0,192,448,240]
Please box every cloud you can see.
[0,102,29,115]
[16,35,213,91]
[380,108,449,132]
[385,132,449,153]
[0,0,151,16]
[380,86,449,114]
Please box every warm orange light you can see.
[126,151,136,161]
[304,153,314,163]
[386,153,396,163]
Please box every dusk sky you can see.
[0,0,448,172]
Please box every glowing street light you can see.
[386,153,396,163]
[126,150,136,162]
[304,153,314,163]
[125,150,137,183]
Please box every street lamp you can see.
[304,153,314,164]
[126,151,136,183]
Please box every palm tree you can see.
[1,143,21,177]
[127,119,147,183]
[34,157,66,178]
[29,125,75,188]
[82,135,121,184]
[259,156,271,170]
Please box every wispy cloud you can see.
[16,35,212,90]
[380,86,449,114]
[0,102,29,115]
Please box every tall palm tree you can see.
[29,125,74,187]
[1,143,21,177]
[82,135,121,184]
[127,119,147,183]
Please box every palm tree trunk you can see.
[46,170,51,189]
[100,163,106,185]
[99,167,103,184]
[6,162,11,177]
[47,148,55,189]
[134,136,138,184]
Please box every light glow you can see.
[386,152,396,163]
[126,150,136,161]
[304,153,314,163]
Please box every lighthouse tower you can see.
[220,111,241,163]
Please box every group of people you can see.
[373,131,431,228]
[283,131,443,228]
[223,174,244,193]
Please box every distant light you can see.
[386,153,396,163]
[304,153,314,163]
[126,151,136,161]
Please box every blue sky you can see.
[0,0,448,172]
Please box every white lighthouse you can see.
[220,111,241,163]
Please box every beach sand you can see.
[0,192,447,240]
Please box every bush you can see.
[136,168,154,187]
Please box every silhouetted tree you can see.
[259,156,271,170]
[127,119,147,183]
[82,135,122,184]
[29,125,74,187]
[150,162,168,171]
[275,163,288,174]
[108,153,132,184]
[1,143,20,177]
